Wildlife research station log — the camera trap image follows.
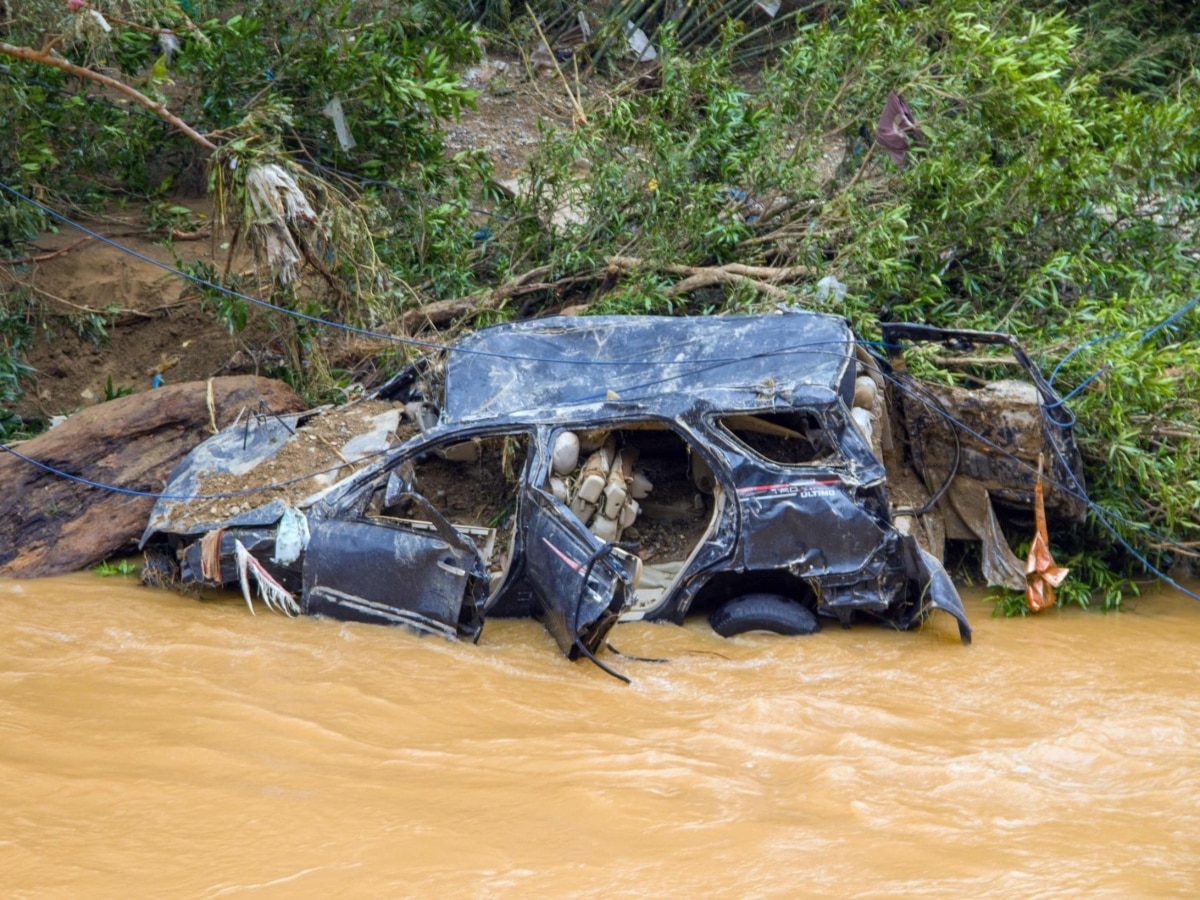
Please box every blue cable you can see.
[1043,294,1200,410]
[1047,426,1200,603]
[5,177,1199,595]
[0,440,391,502]
[0,180,785,370]
[1138,293,1200,345]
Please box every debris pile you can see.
[175,399,417,529]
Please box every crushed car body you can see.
[140,309,1086,671]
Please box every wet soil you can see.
[8,210,274,421]
[6,62,566,424]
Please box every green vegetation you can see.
[103,374,134,401]
[92,559,139,577]
[2,0,1198,602]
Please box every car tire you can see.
[709,593,821,637]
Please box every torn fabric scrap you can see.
[235,538,300,616]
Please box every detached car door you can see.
[520,487,633,659]
[301,491,487,641]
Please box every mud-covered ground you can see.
[10,214,261,419]
[7,51,566,424]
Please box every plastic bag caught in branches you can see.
[244,163,317,285]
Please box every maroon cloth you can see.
[876,91,923,166]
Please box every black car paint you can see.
[142,311,990,667]
[302,500,487,641]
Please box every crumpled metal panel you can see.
[140,415,304,543]
[302,515,485,641]
[441,311,857,425]
[521,488,631,658]
[735,477,891,576]
[909,542,973,645]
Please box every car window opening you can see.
[373,435,529,595]
[718,411,839,465]
[547,425,723,617]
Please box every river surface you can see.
[3,574,1200,898]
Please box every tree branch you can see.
[0,40,217,151]
[606,256,811,300]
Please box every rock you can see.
[0,376,306,578]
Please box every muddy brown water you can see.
[4,575,1200,897]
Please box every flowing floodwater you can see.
[3,573,1200,897]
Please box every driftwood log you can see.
[398,257,814,332]
[0,376,306,578]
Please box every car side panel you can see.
[733,472,892,577]
[302,517,485,640]
[522,488,631,658]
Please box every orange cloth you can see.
[1026,475,1069,612]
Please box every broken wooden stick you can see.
[606,256,811,300]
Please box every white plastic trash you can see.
[624,22,657,62]
[272,506,311,566]
[322,97,357,152]
[815,275,848,304]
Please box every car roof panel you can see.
[441,311,856,424]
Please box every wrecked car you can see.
[140,310,1084,673]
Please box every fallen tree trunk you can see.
[0,376,306,578]
[400,265,557,332]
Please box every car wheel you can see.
[708,593,821,637]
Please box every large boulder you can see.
[0,376,306,577]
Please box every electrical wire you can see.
[0,180,807,371]
[0,440,392,502]
[1044,293,1200,411]
[3,175,1199,599]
